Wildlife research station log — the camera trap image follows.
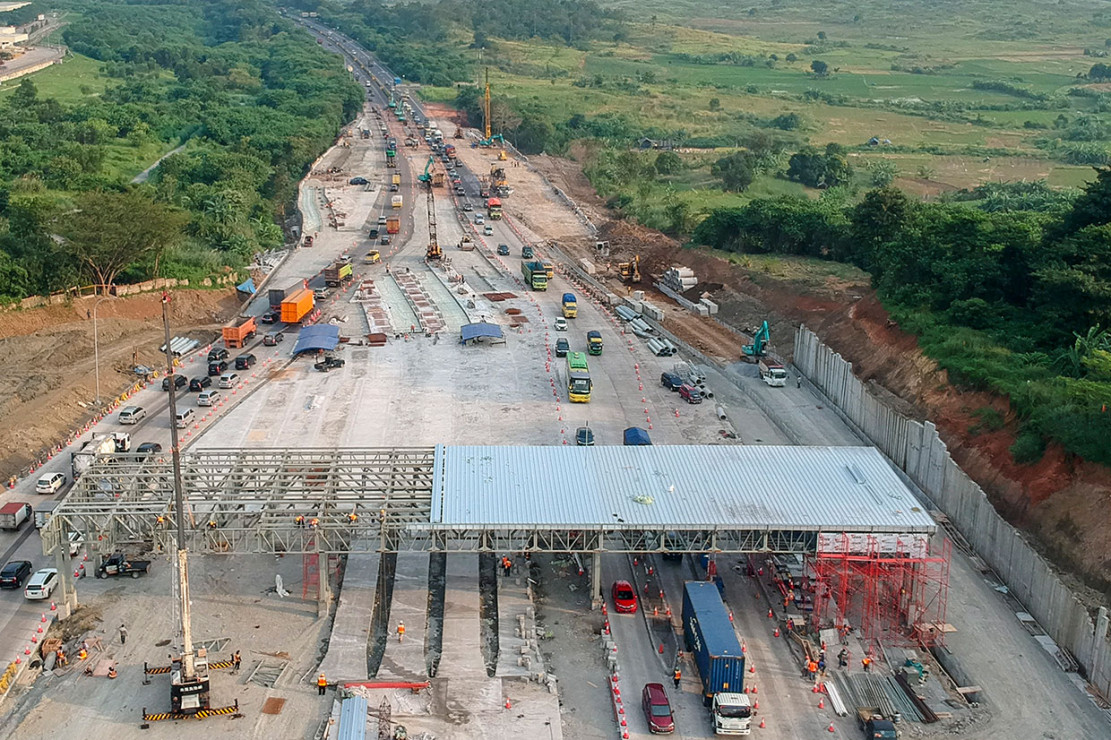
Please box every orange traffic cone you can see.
[828,722,836,732]
[819,698,825,709]
[759,719,766,729]
[505,698,511,709]
[767,609,773,618]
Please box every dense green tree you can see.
[654,151,682,175]
[810,60,829,76]
[711,152,756,192]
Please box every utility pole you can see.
[160,292,210,714]
[483,67,492,141]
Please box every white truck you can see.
[758,359,787,387]
[71,432,131,479]
[712,692,753,735]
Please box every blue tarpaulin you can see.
[460,322,505,345]
[292,324,340,355]
[236,278,256,296]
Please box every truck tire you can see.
[96,570,107,579]
[131,570,139,579]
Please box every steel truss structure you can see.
[809,533,951,649]
[43,447,932,559]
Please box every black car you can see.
[497,244,510,256]
[0,560,32,589]
[207,348,229,362]
[208,360,228,376]
[555,338,570,357]
[235,353,257,370]
[260,312,279,325]
[660,372,684,391]
[189,376,212,392]
[136,442,163,457]
[350,176,369,185]
[162,375,188,391]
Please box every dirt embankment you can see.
[530,151,1111,600]
[0,289,240,478]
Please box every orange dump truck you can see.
[280,288,315,324]
[222,316,257,348]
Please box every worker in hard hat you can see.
[317,672,328,695]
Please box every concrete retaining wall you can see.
[793,325,1111,698]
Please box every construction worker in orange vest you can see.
[862,656,873,672]
[108,664,117,679]
[317,672,327,695]
[672,667,681,689]
[397,621,406,642]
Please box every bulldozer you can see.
[617,255,641,283]
[498,150,508,161]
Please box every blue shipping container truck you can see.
[682,581,745,704]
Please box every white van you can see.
[35,472,66,495]
[118,406,146,425]
[218,373,239,389]
[174,408,195,428]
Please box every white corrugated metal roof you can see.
[433,446,934,533]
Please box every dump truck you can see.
[391,195,403,209]
[269,282,302,311]
[96,552,151,579]
[392,174,401,187]
[587,330,603,356]
[280,288,315,324]
[486,197,503,220]
[432,172,445,187]
[542,261,554,278]
[0,502,32,530]
[521,261,548,291]
[386,216,401,234]
[222,316,257,349]
[856,708,898,740]
[72,432,131,479]
[323,260,354,287]
[758,359,788,387]
[682,581,752,734]
[561,293,578,319]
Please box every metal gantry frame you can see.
[44,447,926,559]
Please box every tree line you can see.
[0,0,362,300]
[692,173,1111,465]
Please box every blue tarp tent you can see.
[236,278,256,298]
[460,322,505,345]
[293,324,340,355]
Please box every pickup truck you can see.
[96,553,151,579]
[856,708,898,740]
[314,356,346,372]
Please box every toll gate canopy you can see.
[45,445,936,557]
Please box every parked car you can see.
[189,376,212,392]
[35,472,66,495]
[260,312,278,324]
[207,348,229,362]
[263,332,284,346]
[208,360,228,376]
[660,372,684,391]
[555,338,570,357]
[0,560,32,589]
[162,375,187,392]
[642,683,675,734]
[575,427,595,446]
[497,243,510,256]
[118,405,146,424]
[24,569,58,600]
[611,580,638,613]
[67,532,84,557]
[198,390,221,407]
[235,353,257,370]
[349,176,369,185]
[136,442,163,457]
[679,384,703,404]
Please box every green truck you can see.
[521,261,548,291]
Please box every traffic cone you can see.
[753,700,758,709]
[505,698,511,709]
[774,627,780,637]
[828,722,835,733]
[751,685,757,694]
[767,609,773,618]
[749,665,755,673]
[819,698,825,709]
[759,719,766,729]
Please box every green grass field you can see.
[0,53,109,104]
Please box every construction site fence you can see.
[793,325,1111,701]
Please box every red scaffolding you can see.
[810,533,950,651]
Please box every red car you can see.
[642,683,675,734]
[612,580,638,613]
